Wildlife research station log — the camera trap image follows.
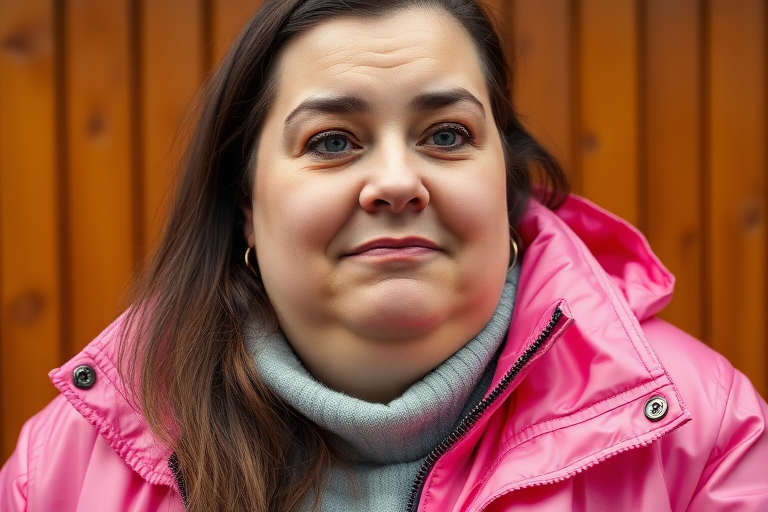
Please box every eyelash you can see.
[304,122,474,159]
[306,131,361,159]
[423,123,474,150]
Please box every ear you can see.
[241,197,256,248]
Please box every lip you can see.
[344,237,442,257]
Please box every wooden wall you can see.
[0,0,766,461]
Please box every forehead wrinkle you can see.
[324,55,441,76]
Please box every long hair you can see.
[120,1,568,511]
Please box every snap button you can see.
[73,365,97,389]
[644,395,668,422]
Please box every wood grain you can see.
[708,0,768,398]
[64,0,135,353]
[643,0,704,340]
[141,0,205,255]
[211,0,263,66]
[578,0,640,227]
[1,0,767,460]
[510,0,575,179]
[0,0,61,460]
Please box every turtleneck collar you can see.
[247,267,519,464]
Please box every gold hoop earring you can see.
[508,233,520,272]
[245,246,258,273]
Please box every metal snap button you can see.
[73,365,97,389]
[644,395,668,422]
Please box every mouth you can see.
[344,237,442,258]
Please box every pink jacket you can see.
[3,195,767,511]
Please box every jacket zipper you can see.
[406,306,564,512]
[168,452,189,508]
[168,306,564,512]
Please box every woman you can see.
[2,0,767,511]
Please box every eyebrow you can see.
[283,87,486,128]
[409,88,486,117]
[284,95,371,128]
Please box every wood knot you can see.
[1,21,51,65]
[86,109,107,138]
[581,132,600,154]
[9,291,46,325]
[741,197,764,233]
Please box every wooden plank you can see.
[211,0,264,66]
[578,0,640,226]
[141,0,205,253]
[708,0,768,398]
[510,0,574,181]
[643,0,704,339]
[65,0,135,353]
[0,0,61,459]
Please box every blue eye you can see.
[320,136,350,153]
[307,131,358,157]
[432,130,457,146]
[423,123,472,150]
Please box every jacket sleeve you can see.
[0,411,34,512]
[686,367,768,511]
[0,394,101,512]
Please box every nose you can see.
[358,147,430,214]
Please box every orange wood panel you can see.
[478,0,510,28]
[708,0,768,398]
[643,0,704,340]
[578,0,640,227]
[510,0,574,178]
[211,0,264,66]
[65,0,136,353]
[141,0,206,253]
[0,0,61,459]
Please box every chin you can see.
[351,304,446,341]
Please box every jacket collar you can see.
[49,316,176,487]
[417,197,690,510]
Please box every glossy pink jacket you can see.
[2,196,768,511]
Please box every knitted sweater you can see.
[249,267,519,511]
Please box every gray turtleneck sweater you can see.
[248,267,519,511]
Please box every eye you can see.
[422,123,472,150]
[307,131,360,158]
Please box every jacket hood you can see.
[540,195,674,322]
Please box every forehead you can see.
[269,7,490,113]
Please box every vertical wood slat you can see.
[2,0,768,461]
[643,0,704,340]
[578,0,641,227]
[141,0,206,253]
[708,0,768,398]
[510,0,575,178]
[0,0,61,460]
[211,0,264,66]
[65,0,135,354]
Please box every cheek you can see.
[253,169,355,266]
[439,158,508,240]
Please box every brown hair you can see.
[120,0,568,511]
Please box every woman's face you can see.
[243,7,510,402]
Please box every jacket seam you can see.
[500,377,671,447]
[575,238,653,377]
[551,203,656,378]
[707,355,736,463]
[465,379,680,506]
[50,370,173,487]
[473,412,689,510]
